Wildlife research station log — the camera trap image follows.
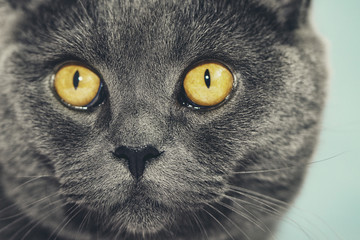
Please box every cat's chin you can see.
[107,194,175,234]
[63,198,173,237]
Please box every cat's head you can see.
[0,0,326,239]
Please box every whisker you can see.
[223,192,278,216]
[221,194,280,240]
[17,201,69,240]
[0,213,28,234]
[226,188,313,240]
[0,209,24,221]
[0,192,61,220]
[74,209,91,239]
[205,202,250,240]
[5,199,65,240]
[231,153,344,175]
[202,208,235,240]
[14,175,55,179]
[218,196,267,232]
[47,204,80,240]
[228,186,289,208]
[0,175,57,207]
[311,212,343,240]
[227,189,284,214]
[191,212,209,240]
[50,205,83,240]
[7,176,57,196]
[228,185,342,239]
[0,194,61,234]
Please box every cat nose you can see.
[113,145,162,180]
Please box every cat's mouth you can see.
[63,194,173,236]
[108,182,175,232]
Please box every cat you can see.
[0,0,327,239]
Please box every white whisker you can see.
[231,153,344,175]
[7,199,66,240]
[0,192,60,220]
[203,208,235,240]
[205,202,250,240]
[51,205,83,240]
[47,204,80,240]
[226,187,315,240]
[74,208,91,239]
[218,196,267,232]
[192,212,209,240]
[7,176,56,196]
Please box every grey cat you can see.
[0,0,327,239]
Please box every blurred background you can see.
[277,0,360,239]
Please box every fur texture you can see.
[0,0,327,239]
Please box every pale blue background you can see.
[277,1,360,239]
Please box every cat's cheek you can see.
[0,162,68,236]
[17,92,107,159]
[3,73,105,155]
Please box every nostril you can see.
[142,147,162,159]
[112,152,128,160]
[143,153,157,161]
[112,145,162,180]
[112,146,130,160]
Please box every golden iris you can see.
[54,64,101,107]
[183,62,234,107]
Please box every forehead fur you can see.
[11,0,282,57]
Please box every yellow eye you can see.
[54,64,102,107]
[183,62,234,107]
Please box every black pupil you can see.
[73,70,80,90]
[204,69,210,88]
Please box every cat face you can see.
[0,0,327,239]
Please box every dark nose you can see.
[113,145,162,180]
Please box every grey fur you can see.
[0,0,327,239]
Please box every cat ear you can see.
[259,0,311,30]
